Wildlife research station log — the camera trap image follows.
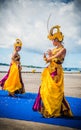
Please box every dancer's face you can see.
[52,39,59,46]
[15,46,21,52]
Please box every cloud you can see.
[0,0,81,54]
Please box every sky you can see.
[0,0,81,68]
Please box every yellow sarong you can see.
[40,63,64,117]
[3,62,22,93]
[40,47,73,117]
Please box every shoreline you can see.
[0,71,81,74]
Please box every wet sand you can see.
[0,72,81,130]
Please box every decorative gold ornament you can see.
[48,25,64,41]
[14,39,22,48]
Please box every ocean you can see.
[0,65,43,73]
[0,65,81,73]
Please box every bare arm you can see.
[44,48,66,62]
[12,51,17,60]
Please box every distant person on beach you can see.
[0,39,25,97]
[33,25,73,118]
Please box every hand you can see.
[43,53,47,61]
[47,49,52,56]
[43,53,46,58]
[43,53,51,63]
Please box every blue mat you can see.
[0,90,81,129]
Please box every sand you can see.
[0,72,81,130]
[1,72,81,97]
[0,118,78,130]
[22,72,81,98]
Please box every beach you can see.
[0,72,81,98]
[0,72,81,130]
[23,72,81,98]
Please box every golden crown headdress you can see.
[48,25,64,42]
[14,39,22,48]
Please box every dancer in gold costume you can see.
[33,25,73,118]
[0,39,25,97]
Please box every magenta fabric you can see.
[32,88,41,111]
[50,68,57,78]
[0,65,11,88]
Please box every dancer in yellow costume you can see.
[33,25,73,118]
[2,39,25,97]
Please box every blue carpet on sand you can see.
[0,90,81,129]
